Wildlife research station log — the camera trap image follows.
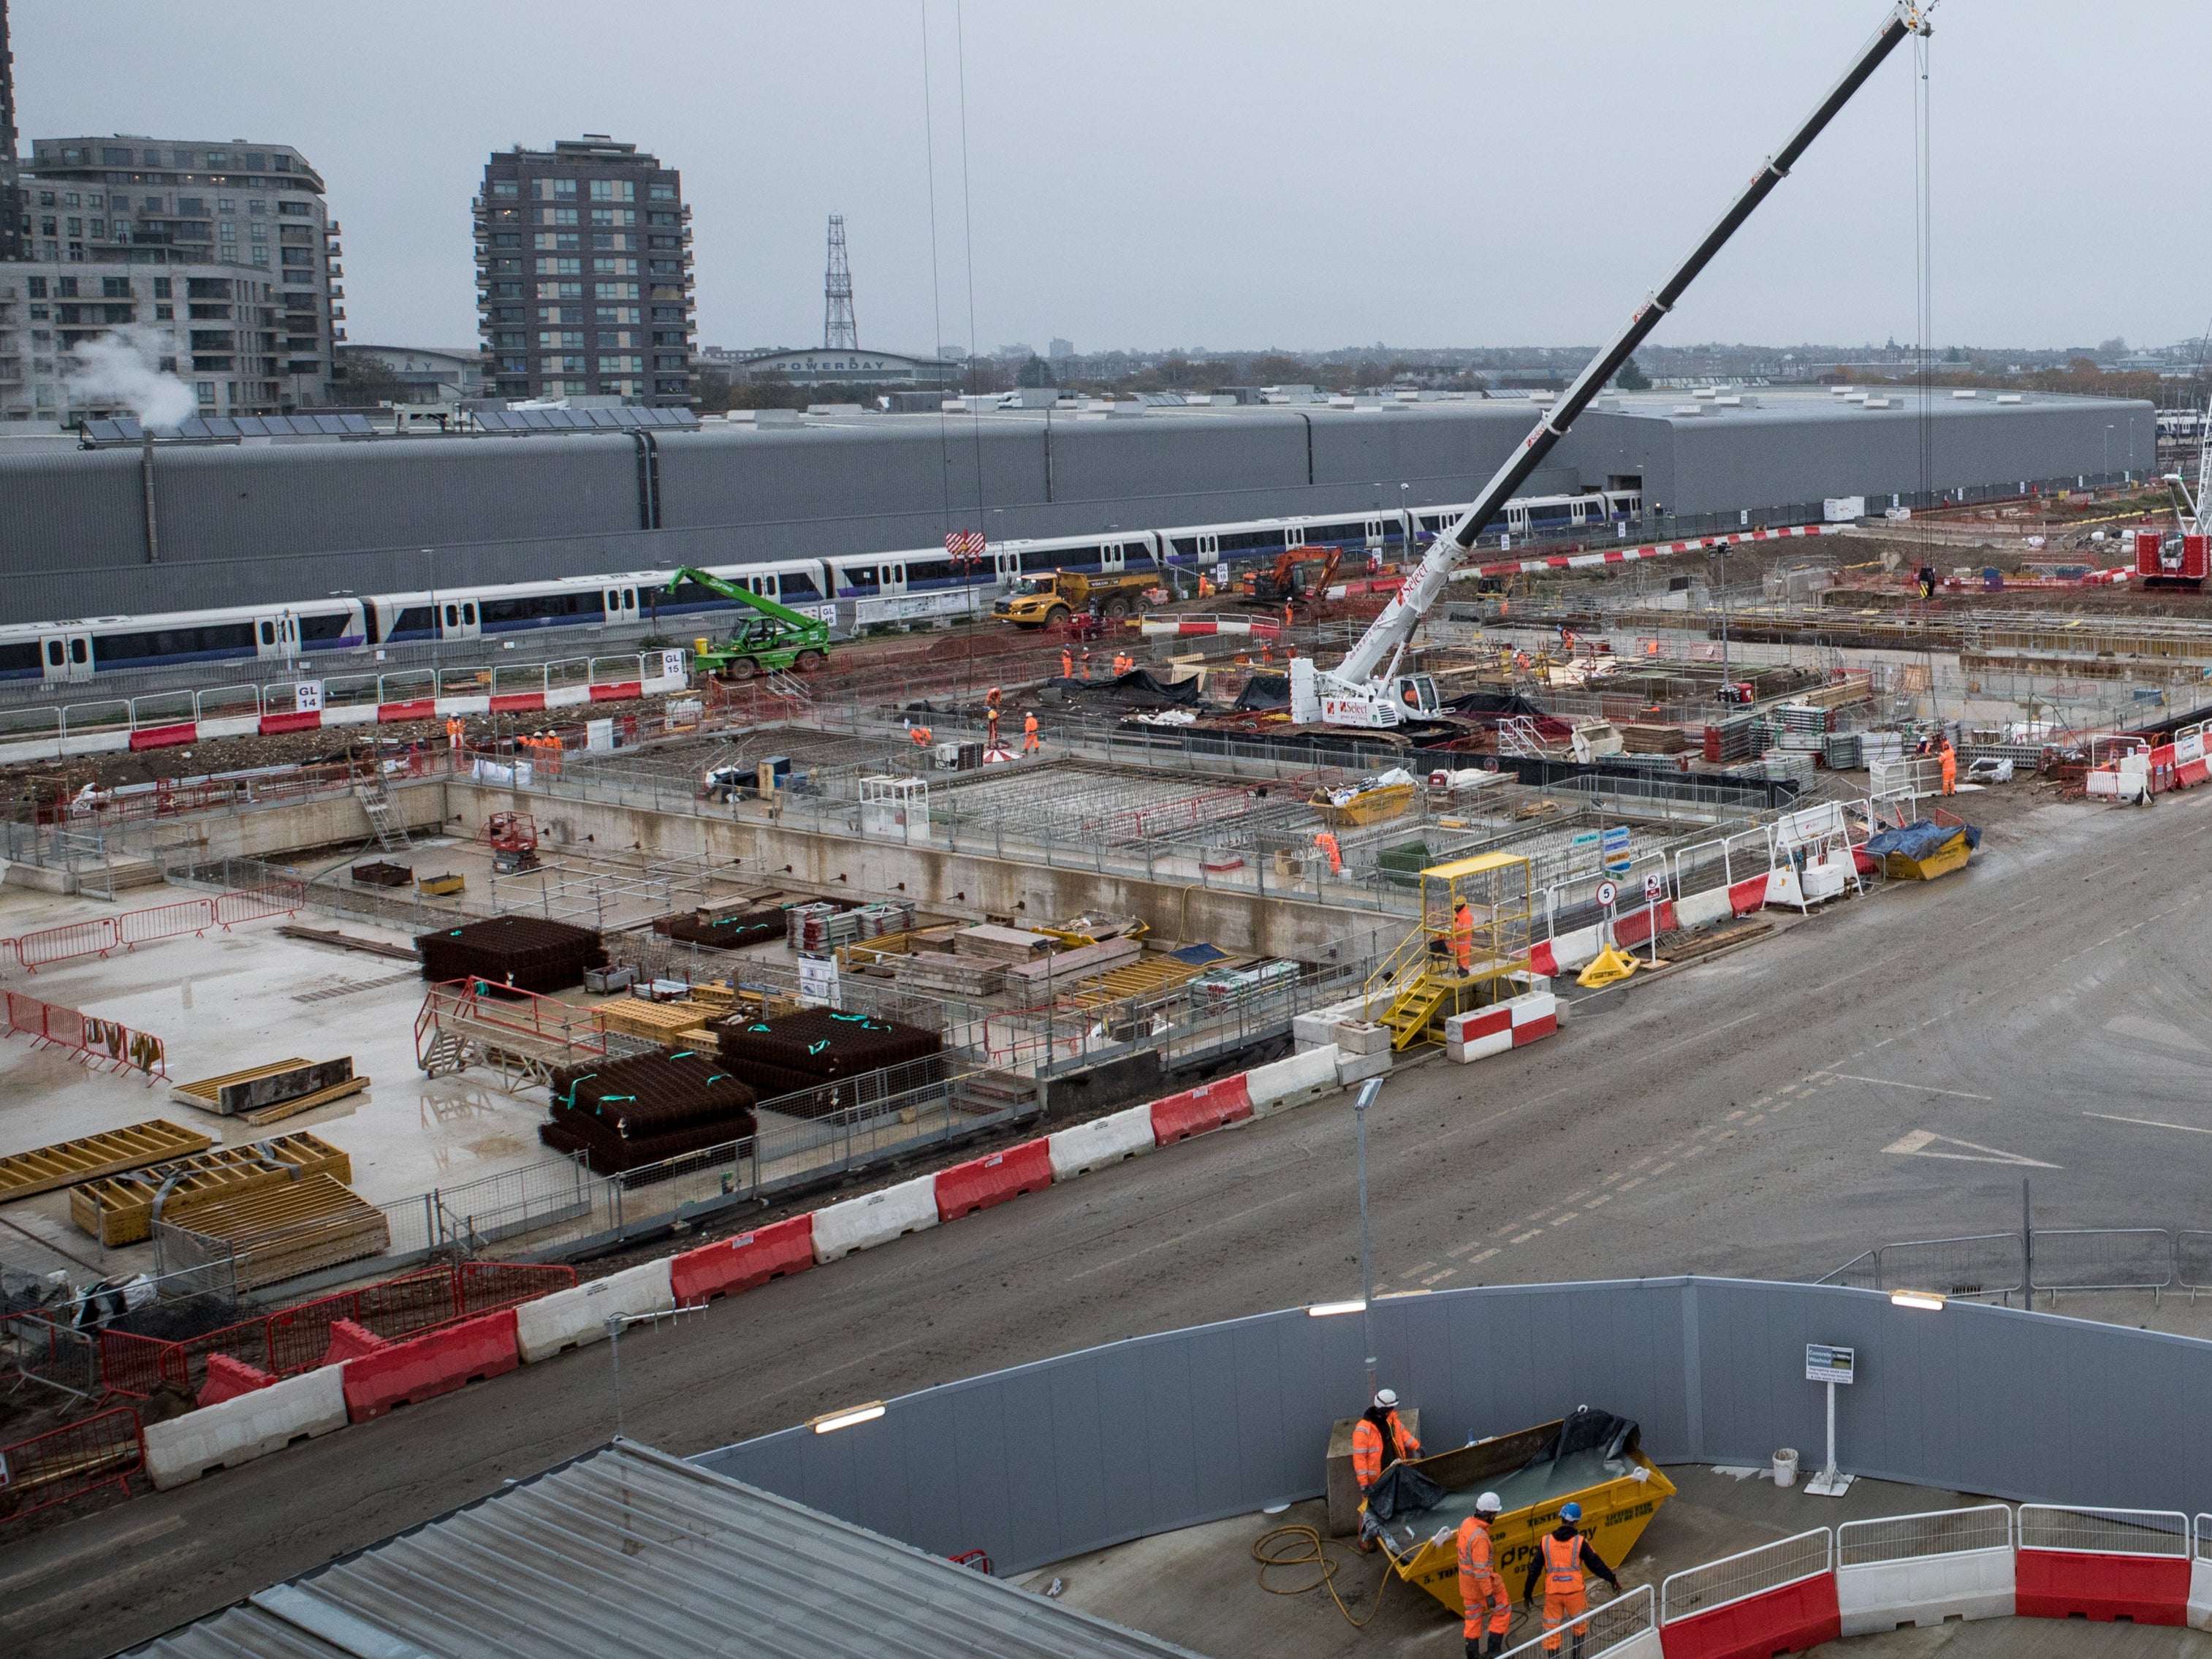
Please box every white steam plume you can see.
[65,326,198,429]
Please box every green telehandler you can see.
[663,566,833,680]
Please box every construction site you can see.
[13,5,2212,1658]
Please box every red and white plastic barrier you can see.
[1444,990,1558,1063]
[1834,1506,2015,1634]
[671,1215,816,1304]
[1660,1528,1840,1659]
[1453,522,1842,588]
[935,1139,1054,1220]
[1149,1075,1253,1143]
[1136,614,1282,640]
[2014,1505,2190,1625]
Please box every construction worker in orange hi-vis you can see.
[1452,899,1475,973]
[1080,647,1092,680]
[1458,1492,1511,1658]
[1313,831,1342,875]
[910,724,932,748]
[1522,1503,1619,1657]
[1940,738,1957,795]
[1022,711,1040,754]
[1283,601,1294,630]
[1350,1388,1421,1546]
[1060,647,1073,680]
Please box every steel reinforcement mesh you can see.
[416,916,608,994]
[657,906,790,949]
[714,1007,943,1082]
[542,1049,759,1174]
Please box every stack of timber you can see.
[1003,935,1145,992]
[164,1172,390,1289]
[170,1058,368,1125]
[71,1133,353,1247]
[0,1121,214,1204]
[1619,723,1690,755]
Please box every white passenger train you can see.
[1,489,1637,683]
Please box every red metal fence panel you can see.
[0,1407,144,1522]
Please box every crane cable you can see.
[1912,20,1934,512]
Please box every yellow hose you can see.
[1250,1524,1397,1628]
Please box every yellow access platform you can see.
[1376,1413,1676,1619]
[1361,852,1533,1049]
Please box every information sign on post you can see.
[1804,1343,1855,1495]
[1643,873,1665,964]
[1594,879,1618,910]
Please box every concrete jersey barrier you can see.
[811,1174,939,1263]
[514,1259,674,1364]
[1046,1104,1155,1181]
[143,1363,348,1490]
[1244,1047,1338,1115]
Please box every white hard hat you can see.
[1477,1492,1502,1515]
[1373,1388,1398,1409]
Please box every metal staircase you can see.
[354,775,411,852]
[1497,715,1547,759]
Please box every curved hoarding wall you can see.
[693,1276,2212,1577]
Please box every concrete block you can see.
[144,1364,347,1489]
[1336,1021,1391,1056]
[1246,1047,1339,1115]
[810,1174,939,1262]
[1676,887,1734,929]
[1292,1012,1341,1049]
[514,1259,673,1363]
[1336,1048,1390,1087]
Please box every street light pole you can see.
[1356,1076,1382,1402]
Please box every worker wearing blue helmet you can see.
[1522,1501,1619,1657]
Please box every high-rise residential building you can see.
[474,134,694,406]
[2,135,341,420]
[0,1,23,264]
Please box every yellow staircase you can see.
[1378,969,1449,1049]
[1358,851,1537,1049]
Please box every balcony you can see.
[330,306,345,320]
[328,286,343,300]
[327,265,343,278]
[324,242,343,258]
[327,220,341,235]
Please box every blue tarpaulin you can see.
[1864,819,1980,862]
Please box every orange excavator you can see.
[1244,545,1345,610]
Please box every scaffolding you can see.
[1364,852,1534,1049]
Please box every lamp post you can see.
[1355,1075,1382,1402]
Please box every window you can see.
[535,281,583,300]
[655,353,686,370]
[589,179,634,202]
[592,257,636,276]
[650,183,676,202]
[545,354,585,373]
[538,206,578,226]
[65,217,82,236]
[652,329,685,346]
[244,153,265,172]
[532,178,578,201]
[178,197,208,216]
[490,282,523,298]
[590,207,635,227]
[102,304,133,323]
[195,381,216,402]
[542,305,581,324]
[598,330,635,348]
[598,354,642,373]
[186,278,229,298]
[217,198,234,213]
[538,330,585,348]
[57,277,78,297]
[490,178,517,196]
[102,146,131,166]
[649,235,679,251]
[248,200,265,215]
[597,281,638,300]
[274,153,292,174]
[152,278,171,297]
[496,356,527,373]
[598,305,641,324]
[155,304,173,319]
[649,211,677,227]
[280,248,313,267]
[533,232,579,251]
[251,248,270,267]
[63,191,80,208]
[278,200,311,216]
[536,257,581,275]
[650,305,685,322]
[592,232,629,250]
[26,278,45,298]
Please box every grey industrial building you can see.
[0,388,2154,626]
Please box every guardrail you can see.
[1818,1225,2209,1304]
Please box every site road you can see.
[8,788,2211,1658]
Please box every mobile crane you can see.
[661,566,833,680]
[1291,2,1932,729]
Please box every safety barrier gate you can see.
[1500,1584,1657,1658]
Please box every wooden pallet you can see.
[1068,954,1204,1011]
[236,1075,370,1128]
[0,1120,215,1205]
[164,1172,390,1291]
[170,1058,310,1112]
[596,998,710,1042]
[70,1132,353,1247]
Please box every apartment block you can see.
[475,134,694,406]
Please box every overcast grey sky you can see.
[12,1,2202,355]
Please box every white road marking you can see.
[1616,1177,1646,1192]
[2083,1112,2212,1136]
[1825,1074,1994,1101]
[1466,1248,1500,1267]
[1422,1269,1456,1286]
[1883,1129,2057,1169]
[1510,1229,1543,1245]
[1582,1193,1614,1210]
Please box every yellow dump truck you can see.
[992,569,1155,628]
[1367,1409,1675,1620]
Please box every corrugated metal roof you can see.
[121,1441,1209,1659]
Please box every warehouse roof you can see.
[122,1440,1207,1659]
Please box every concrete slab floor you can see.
[0,883,555,1278]
[1019,1466,2212,1659]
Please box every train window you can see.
[0,641,42,675]
[46,641,63,667]
[444,604,458,627]
[72,639,88,664]
[906,557,954,588]
[91,622,254,664]
[463,603,476,624]
[298,612,349,643]
[481,592,597,626]
[624,589,635,607]
[259,621,275,645]
[606,590,620,609]
[390,606,434,637]
[781,568,820,599]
